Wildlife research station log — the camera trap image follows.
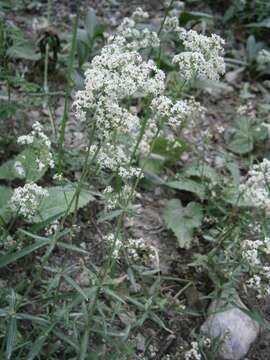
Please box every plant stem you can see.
[57,14,78,173]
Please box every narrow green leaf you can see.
[0,239,50,268]
[15,313,49,324]
[79,326,89,360]
[57,242,88,254]
[6,317,17,360]
[53,330,79,352]
[63,275,89,301]
[103,288,126,304]
[27,335,47,360]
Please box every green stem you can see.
[57,14,78,173]
[86,124,163,340]
[21,124,98,302]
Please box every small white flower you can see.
[10,183,48,220]
[17,122,54,171]
[185,341,201,360]
[14,161,25,178]
[240,158,270,210]
[173,29,225,81]
[45,220,59,236]
[258,49,270,65]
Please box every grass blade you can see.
[6,317,17,359]
[0,239,50,268]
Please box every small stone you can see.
[201,291,260,360]
[136,333,146,353]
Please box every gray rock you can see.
[136,333,146,353]
[201,291,260,360]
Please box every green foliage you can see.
[76,8,105,69]
[163,198,203,248]
[0,186,13,223]
[226,116,267,154]
[32,185,94,223]
[224,0,270,27]
[167,177,206,200]
[0,237,51,268]
[1,2,269,358]
[143,137,189,175]
[0,140,52,181]
[0,19,39,62]
[179,10,213,28]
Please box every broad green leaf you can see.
[226,116,267,155]
[0,186,13,222]
[167,178,206,200]
[246,35,264,63]
[7,43,40,61]
[0,159,19,180]
[163,199,203,248]
[142,137,189,176]
[77,29,89,45]
[32,185,94,223]
[222,185,253,207]
[141,155,164,175]
[85,8,97,38]
[0,140,52,182]
[17,145,51,182]
[184,162,219,185]
[152,137,188,163]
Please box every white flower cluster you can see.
[103,185,136,210]
[242,237,270,298]
[257,49,270,65]
[185,338,210,360]
[73,13,165,180]
[106,232,156,263]
[17,121,54,171]
[74,8,209,212]
[112,8,159,51]
[151,96,205,128]
[126,237,156,262]
[185,341,201,360]
[237,101,256,117]
[45,219,59,236]
[242,239,264,266]
[164,16,180,32]
[138,96,205,154]
[247,268,270,299]
[105,233,123,260]
[172,29,225,80]
[10,183,48,220]
[240,158,270,210]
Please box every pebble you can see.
[201,291,260,360]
